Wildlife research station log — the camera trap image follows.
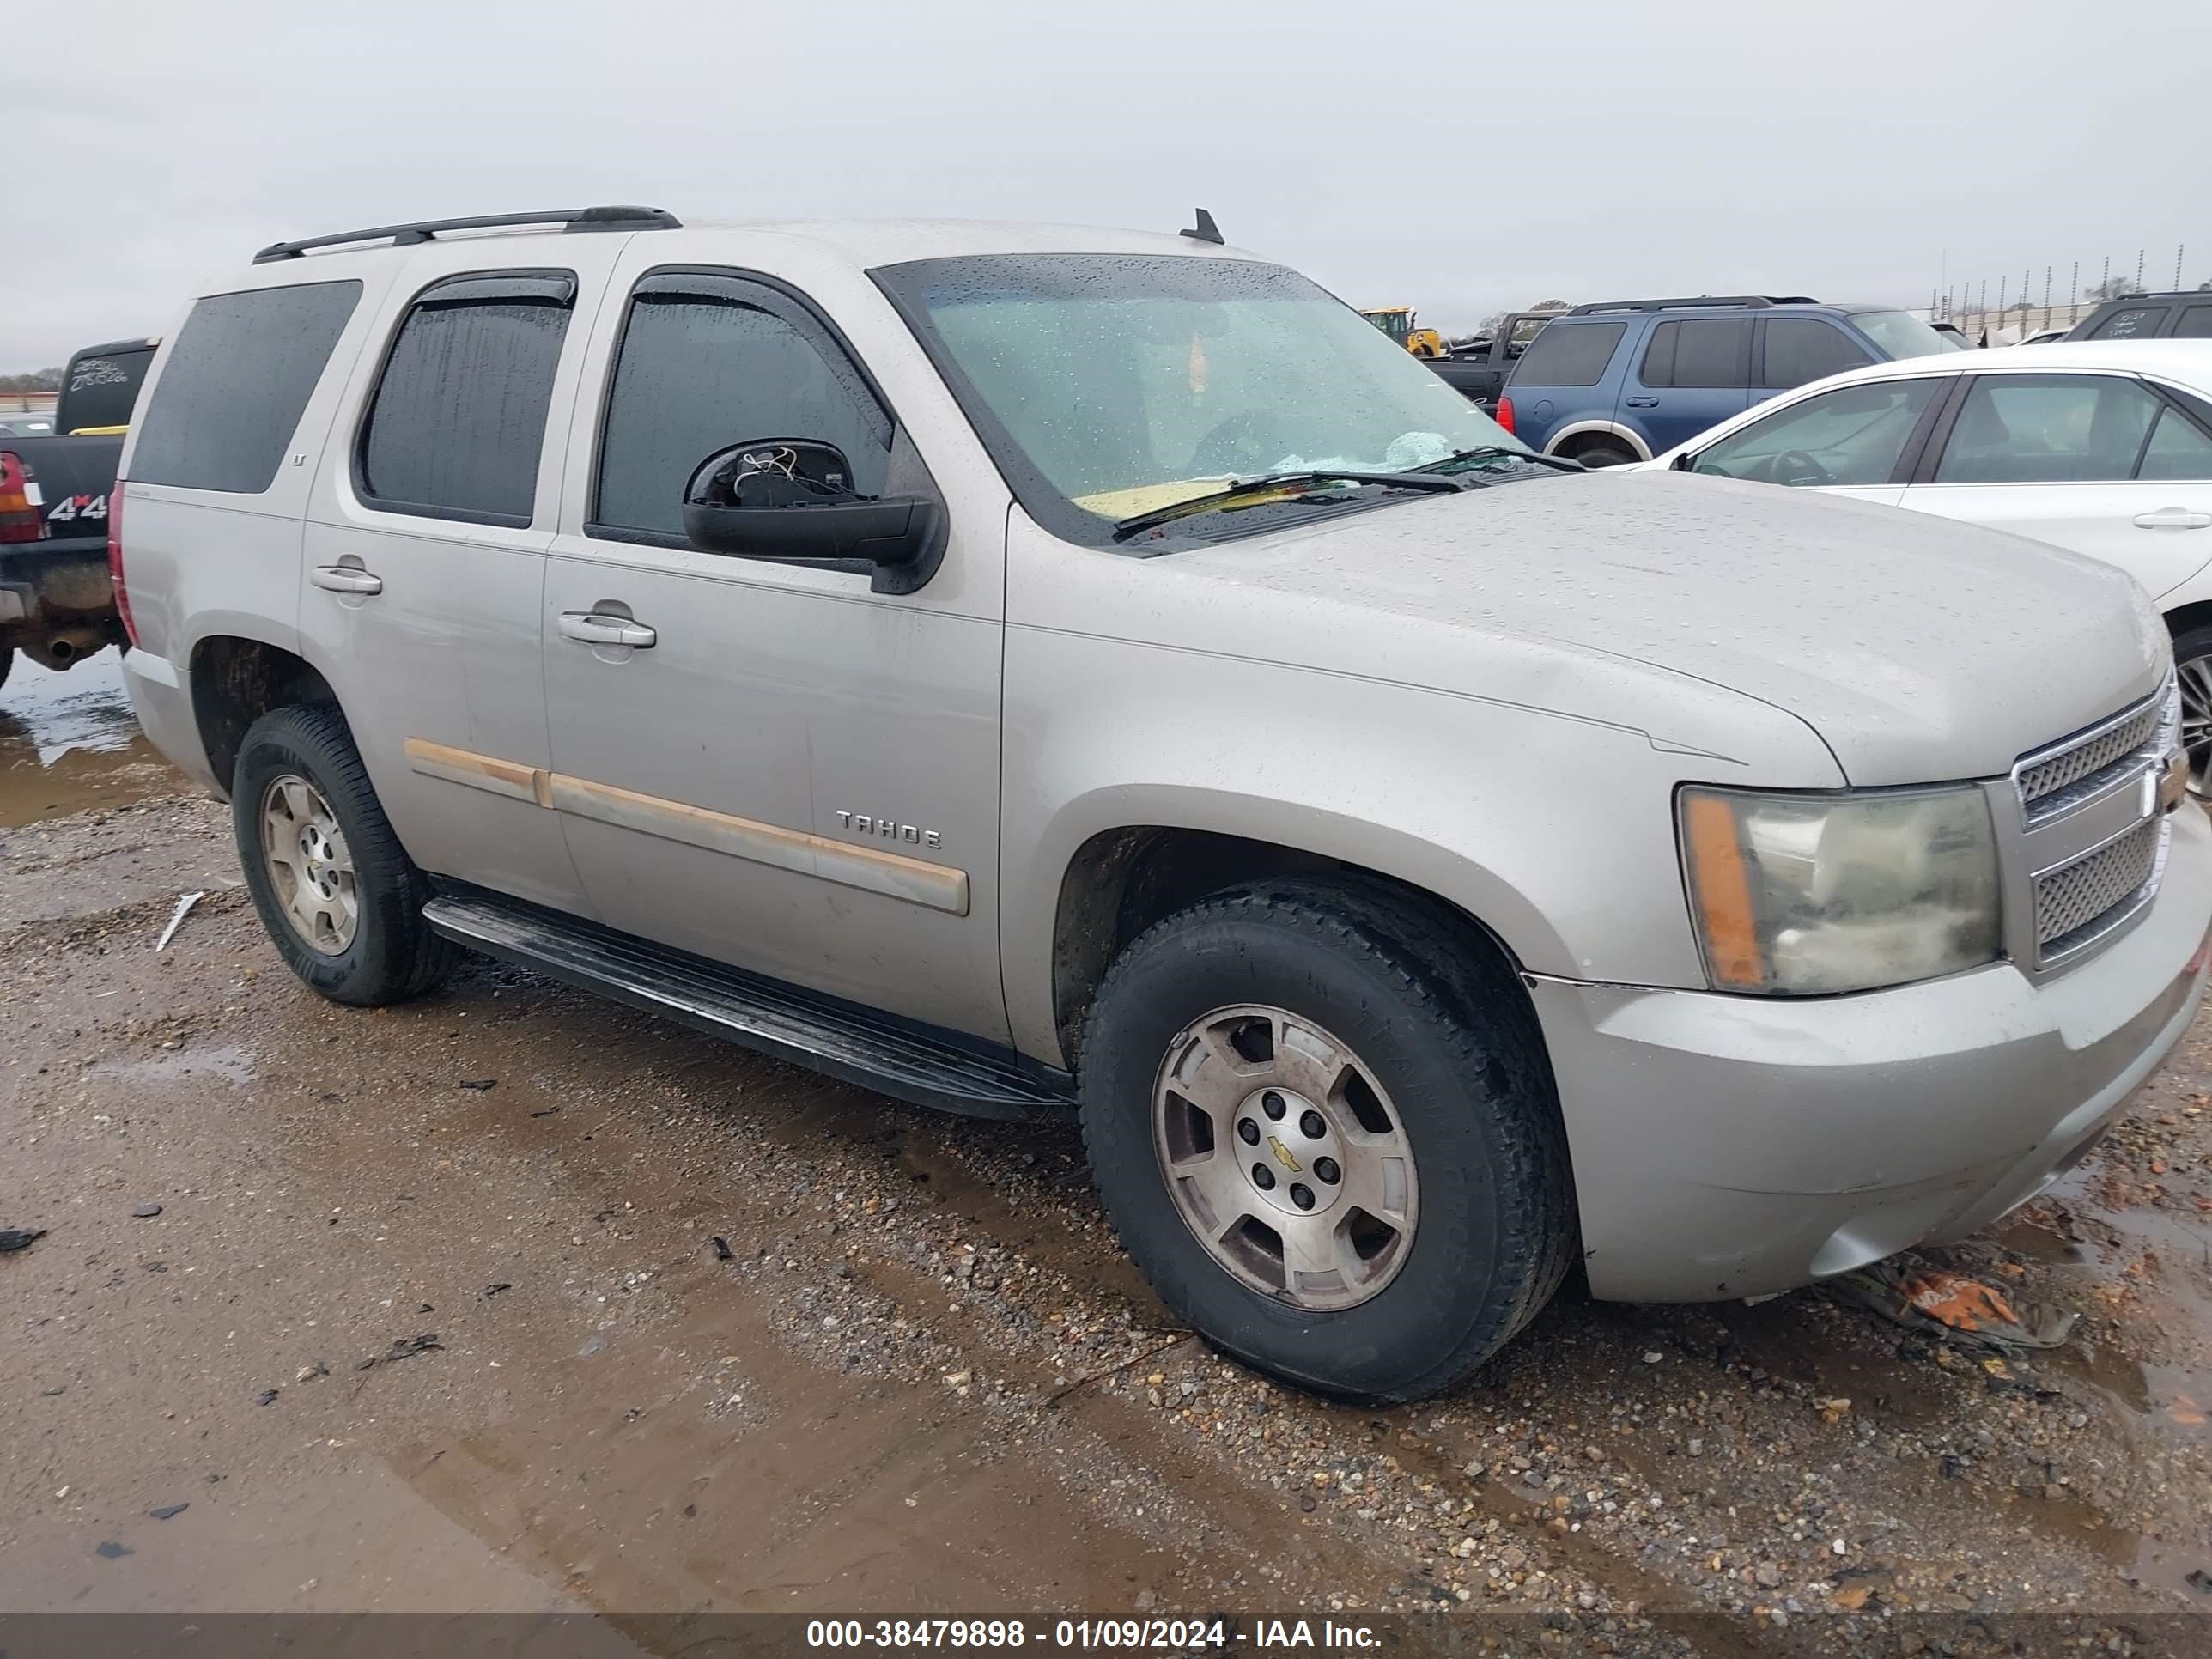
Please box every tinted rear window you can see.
[357,272,574,525]
[130,282,361,495]
[58,345,156,431]
[2173,306,2212,340]
[1640,319,1750,389]
[1507,322,1623,388]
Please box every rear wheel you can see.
[1079,879,1576,1401]
[233,703,457,1005]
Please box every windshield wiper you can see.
[1109,469,1465,542]
[1414,445,1586,476]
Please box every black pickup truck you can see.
[0,337,155,692]
[1422,311,1559,412]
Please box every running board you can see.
[422,893,1075,1121]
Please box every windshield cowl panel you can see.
[871,252,1536,552]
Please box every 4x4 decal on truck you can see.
[46,493,109,525]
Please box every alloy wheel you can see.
[1151,1004,1419,1311]
[259,774,358,954]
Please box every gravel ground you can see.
[3,787,2211,1652]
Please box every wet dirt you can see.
[6,799,2212,1642]
[0,649,179,829]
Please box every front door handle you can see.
[1624,396,1659,408]
[2134,507,2212,530]
[557,611,657,649]
[309,564,383,595]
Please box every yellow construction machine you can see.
[1360,306,1446,358]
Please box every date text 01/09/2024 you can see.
[804,1619,1382,1650]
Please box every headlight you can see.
[1678,784,2002,995]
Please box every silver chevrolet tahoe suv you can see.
[115,206,2212,1401]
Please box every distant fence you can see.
[0,391,58,415]
[1929,246,2202,343]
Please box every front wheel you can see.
[1569,441,1637,470]
[1079,880,1576,1401]
[2174,624,2212,799]
[234,703,457,1006]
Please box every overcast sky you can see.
[5,0,2207,367]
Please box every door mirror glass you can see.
[680,439,945,594]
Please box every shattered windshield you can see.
[872,253,1533,548]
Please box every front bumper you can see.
[1534,804,2212,1303]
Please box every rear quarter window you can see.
[1507,322,1624,388]
[130,282,362,495]
[2172,306,2212,340]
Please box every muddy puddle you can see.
[0,647,179,828]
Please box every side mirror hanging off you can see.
[679,440,946,595]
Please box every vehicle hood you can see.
[1164,470,2167,786]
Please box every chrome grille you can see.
[2035,817,2166,956]
[2016,698,2164,815]
[2012,678,2177,971]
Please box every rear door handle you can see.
[1624,396,1659,408]
[2134,507,2212,529]
[557,611,657,649]
[309,565,383,595]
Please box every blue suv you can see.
[1498,295,1960,467]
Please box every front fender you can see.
[999,629,1842,1066]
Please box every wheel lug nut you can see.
[1261,1091,1285,1120]
[1314,1157,1340,1185]
[1251,1164,1276,1190]
[1237,1118,1261,1146]
[1299,1109,1327,1140]
[1290,1183,1315,1211]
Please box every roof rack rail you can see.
[252,205,681,265]
[1565,294,1819,315]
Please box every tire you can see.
[2173,623,2212,800]
[232,703,457,1006]
[1568,441,1636,470]
[1079,878,1577,1402]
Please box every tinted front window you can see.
[358,273,574,523]
[1639,319,1748,389]
[1510,321,1622,386]
[131,282,361,494]
[2089,307,2161,341]
[1934,374,2164,484]
[2137,406,2212,481]
[2173,306,2212,340]
[595,276,891,538]
[1760,318,1872,388]
[1692,379,1939,486]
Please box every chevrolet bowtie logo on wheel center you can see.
[1267,1135,1302,1173]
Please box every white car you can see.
[1640,341,2212,787]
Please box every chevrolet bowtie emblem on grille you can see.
[1267,1135,1303,1173]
